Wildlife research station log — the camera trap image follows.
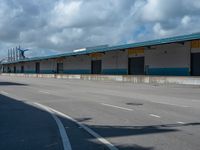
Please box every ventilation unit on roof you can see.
[73,48,86,52]
[73,45,108,53]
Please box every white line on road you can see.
[34,103,72,150]
[34,103,118,150]
[1,91,9,95]
[177,121,186,124]
[101,103,133,111]
[39,90,50,94]
[149,114,161,118]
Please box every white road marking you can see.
[149,101,190,108]
[34,103,118,150]
[149,114,161,118]
[1,91,9,95]
[39,90,50,94]
[177,121,186,124]
[34,103,72,150]
[101,103,133,111]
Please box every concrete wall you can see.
[40,59,55,73]
[102,51,128,75]
[14,63,21,73]
[2,73,200,85]
[4,62,36,73]
[145,42,190,76]
[63,55,91,74]
[4,63,20,73]
[25,62,35,73]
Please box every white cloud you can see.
[51,0,82,28]
[181,16,191,26]
[0,0,200,58]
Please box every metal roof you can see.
[2,32,200,65]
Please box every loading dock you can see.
[35,62,40,73]
[191,53,200,76]
[14,66,16,73]
[21,66,24,73]
[2,33,200,77]
[57,63,63,74]
[7,67,10,73]
[91,60,102,74]
[128,57,144,75]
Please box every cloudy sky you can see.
[0,0,200,59]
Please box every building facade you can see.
[2,33,200,76]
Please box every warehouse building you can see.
[2,33,200,76]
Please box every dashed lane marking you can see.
[101,103,133,111]
[177,121,186,124]
[149,114,161,118]
[39,90,50,94]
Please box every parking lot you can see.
[0,76,200,150]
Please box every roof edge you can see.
[2,32,200,65]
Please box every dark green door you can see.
[57,63,64,74]
[21,66,24,73]
[14,66,16,73]
[191,53,200,76]
[91,60,102,74]
[35,62,40,73]
[128,57,144,75]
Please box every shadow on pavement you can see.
[0,82,28,86]
[1,94,200,150]
[87,122,200,138]
[0,94,63,150]
[115,145,154,150]
[75,117,93,122]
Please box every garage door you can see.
[57,63,64,74]
[128,57,144,75]
[191,53,200,76]
[91,60,102,74]
[35,62,40,73]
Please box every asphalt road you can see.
[0,75,200,150]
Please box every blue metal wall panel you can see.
[102,69,128,75]
[17,70,90,74]
[25,70,35,74]
[63,70,91,74]
[9,68,190,76]
[147,68,190,76]
[40,70,55,74]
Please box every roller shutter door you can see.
[91,60,102,74]
[128,57,144,75]
[191,53,200,76]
